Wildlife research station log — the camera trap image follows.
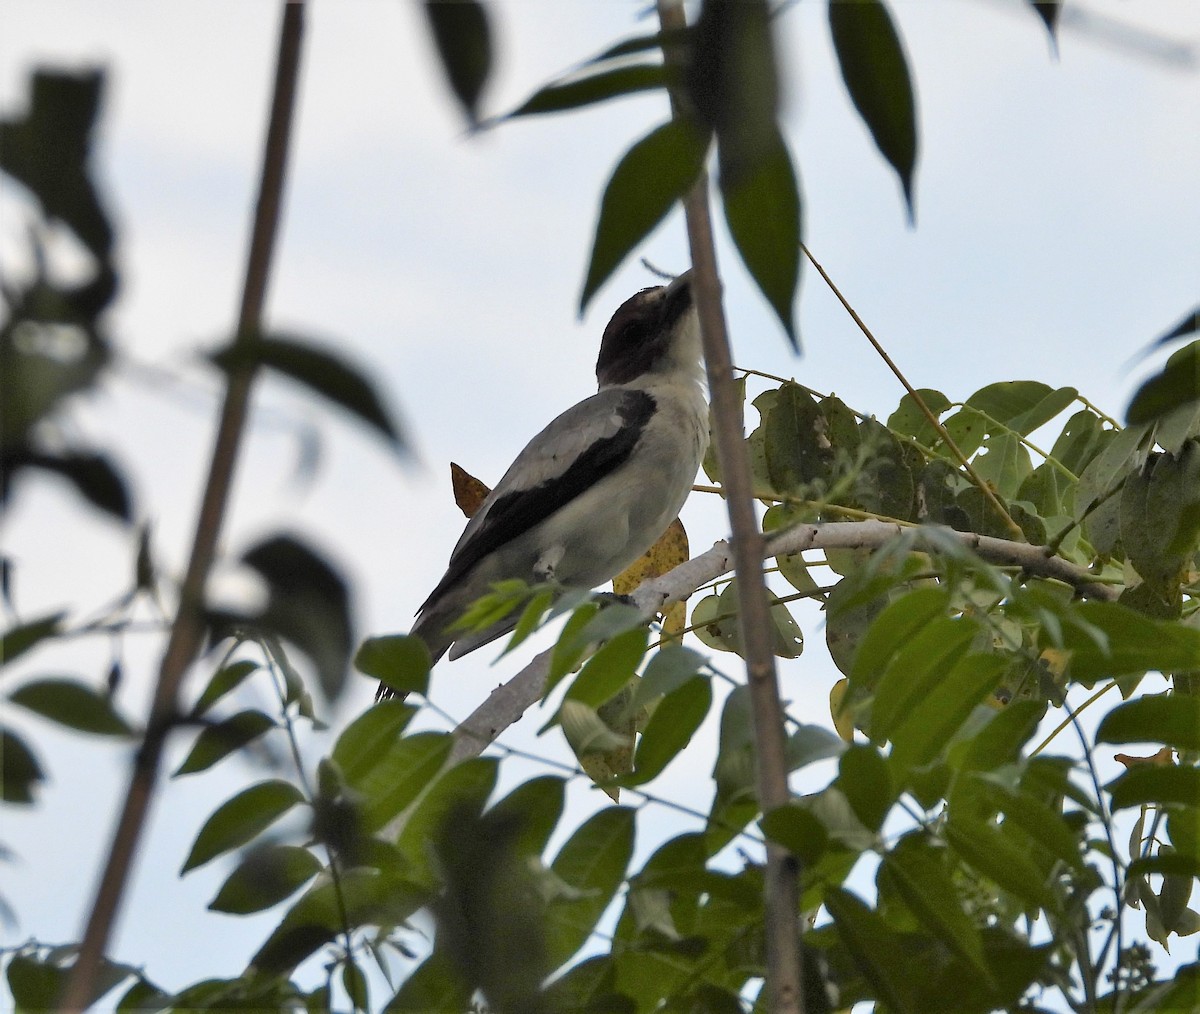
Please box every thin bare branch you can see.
[802,242,1026,542]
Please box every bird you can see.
[378,270,708,700]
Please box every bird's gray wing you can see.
[417,386,654,613]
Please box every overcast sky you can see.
[2,0,1198,1005]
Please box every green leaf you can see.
[945,818,1059,913]
[888,653,1008,775]
[349,729,452,832]
[824,888,917,1013]
[761,803,828,865]
[212,333,405,451]
[0,69,113,259]
[7,953,67,1013]
[720,128,801,347]
[0,726,44,803]
[506,64,669,119]
[545,807,636,969]
[622,675,712,787]
[1049,409,1104,477]
[10,677,133,736]
[580,117,709,313]
[484,775,567,860]
[850,586,949,688]
[191,659,258,716]
[182,779,306,874]
[173,709,275,776]
[880,834,990,979]
[886,388,951,446]
[630,644,706,711]
[1074,421,1149,518]
[1106,765,1200,811]
[1043,600,1200,684]
[421,0,491,126]
[385,951,471,1013]
[1097,694,1200,751]
[240,534,354,703]
[563,627,647,709]
[838,744,893,832]
[331,698,415,778]
[354,635,430,699]
[0,611,65,669]
[397,757,499,889]
[869,616,979,741]
[208,844,321,914]
[1128,339,1200,425]
[965,381,1077,437]
[828,0,919,218]
[253,868,424,976]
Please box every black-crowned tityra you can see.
[378,271,707,699]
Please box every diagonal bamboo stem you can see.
[58,4,306,1009]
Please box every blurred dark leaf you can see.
[2,451,131,521]
[0,611,65,669]
[173,709,276,776]
[580,117,708,313]
[252,867,425,976]
[385,951,472,1013]
[1149,306,1200,349]
[0,311,110,450]
[505,64,669,119]
[210,333,405,453]
[422,0,492,126]
[688,0,779,187]
[241,534,354,704]
[209,844,321,914]
[432,799,549,1013]
[545,807,635,970]
[720,128,801,347]
[828,0,919,219]
[1026,1,1061,41]
[824,888,918,1013]
[10,677,133,736]
[0,69,113,259]
[0,726,44,803]
[1127,340,1200,425]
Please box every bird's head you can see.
[595,270,702,388]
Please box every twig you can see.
[58,5,306,1010]
[654,2,805,1010]
[802,243,1027,542]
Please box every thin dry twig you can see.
[802,242,1027,542]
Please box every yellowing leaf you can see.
[830,678,856,742]
[614,517,690,641]
[1114,747,1176,770]
[450,461,491,518]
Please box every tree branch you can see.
[444,520,1115,769]
[59,5,306,1010]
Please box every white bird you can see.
[380,271,707,698]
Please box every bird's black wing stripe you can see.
[419,389,655,612]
